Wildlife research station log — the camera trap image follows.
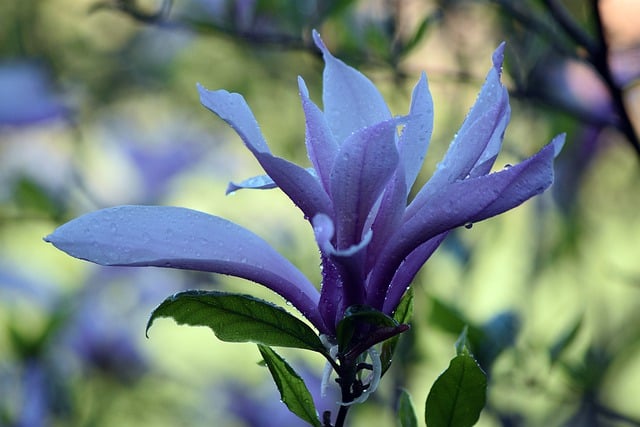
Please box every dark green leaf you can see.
[425,355,487,427]
[14,177,58,215]
[336,305,398,353]
[393,287,414,325]
[336,305,407,361]
[146,290,326,353]
[258,345,322,427]
[397,388,418,427]
[381,288,414,374]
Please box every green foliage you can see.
[428,297,519,369]
[549,317,583,365]
[382,288,414,374]
[397,388,418,427]
[146,290,327,353]
[425,328,487,427]
[336,304,409,361]
[257,345,322,427]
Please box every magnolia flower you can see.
[45,31,563,338]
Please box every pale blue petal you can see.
[226,174,277,194]
[225,168,319,195]
[312,30,392,142]
[44,205,326,332]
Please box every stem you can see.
[541,0,640,155]
[588,0,640,155]
[541,0,598,55]
[334,405,350,427]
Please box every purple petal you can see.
[365,170,406,275]
[313,213,371,319]
[402,136,562,249]
[197,84,270,154]
[313,214,341,329]
[397,73,434,192]
[298,76,339,194]
[198,83,332,220]
[44,205,326,332]
[226,173,278,194]
[0,62,69,126]
[256,154,333,220]
[410,43,508,208]
[312,30,392,142]
[330,119,399,249]
[362,74,433,272]
[368,136,563,309]
[381,231,448,314]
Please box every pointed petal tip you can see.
[312,29,328,55]
[552,133,566,157]
[195,82,210,99]
[492,42,506,71]
[297,76,309,98]
[225,182,237,195]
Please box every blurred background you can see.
[2,0,640,426]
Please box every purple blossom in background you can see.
[45,31,563,338]
[0,62,68,126]
[102,117,209,203]
[0,265,177,424]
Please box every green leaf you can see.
[381,288,414,374]
[146,290,326,353]
[336,305,398,352]
[335,304,407,361]
[397,388,418,427]
[393,287,414,326]
[425,354,487,427]
[258,345,322,427]
[428,297,484,350]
